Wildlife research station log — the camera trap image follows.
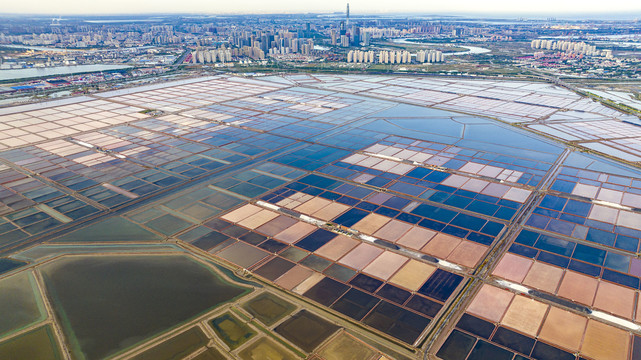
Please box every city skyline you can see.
[2,0,641,16]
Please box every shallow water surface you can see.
[41,254,251,360]
[0,325,62,359]
[0,271,45,337]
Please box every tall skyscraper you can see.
[346,3,350,27]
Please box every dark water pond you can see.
[41,255,250,360]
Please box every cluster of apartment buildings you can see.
[190,47,233,64]
[346,49,444,64]
[416,50,445,63]
[190,39,317,63]
[531,39,613,58]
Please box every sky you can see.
[2,0,641,16]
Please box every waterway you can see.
[0,64,132,81]
[391,38,491,56]
[2,44,81,52]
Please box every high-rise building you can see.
[346,3,350,27]
[340,35,349,47]
[346,50,376,63]
[401,51,409,63]
[374,50,418,64]
[352,26,360,45]
[530,39,608,57]
[415,49,444,63]
[302,43,311,55]
[363,32,371,46]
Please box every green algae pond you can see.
[242,292,296,326]
[0,271,46,338]
[209,313,256,350]
[191,347,227,360]
[238,337,296,360]
[316,331,378,360]
[0,325,63,360]
[130,327,209,360]
[40,254,252,360]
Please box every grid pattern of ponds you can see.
[439,284,641,360]
[367,138,552,185]
[265,175,506,246]
[0,166,45,214]
[526,194,641,253]
[199,212,459,345]
[0,99,146,150]
[509,229,641,289]
[551,164,641,208]
[99,76,287,112]
[320,157,529,222]
[286,74,641,165]
[3,74,641,359]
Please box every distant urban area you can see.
[1,8,640,107]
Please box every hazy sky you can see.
[2,0,641,15]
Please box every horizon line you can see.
[1,10,641,17]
